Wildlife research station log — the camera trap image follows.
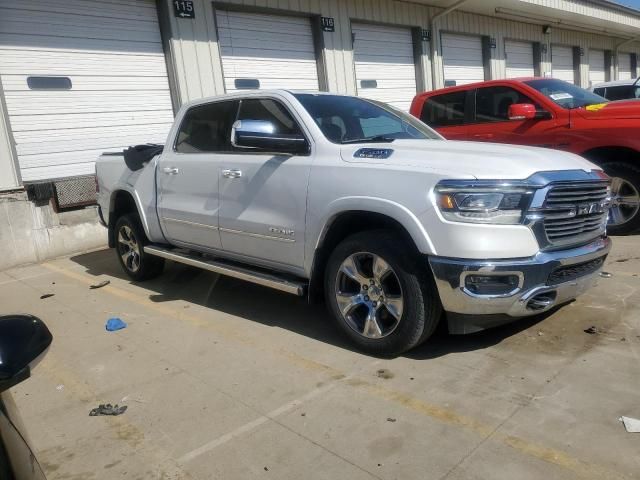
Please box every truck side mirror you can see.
[231,120,309,155]
[0,315,52,393]
[508,103,551,121]
[508,103,537,120]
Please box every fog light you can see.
[464,274,520,295]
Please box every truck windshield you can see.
[293,94,441,144]
[525,79,609,109]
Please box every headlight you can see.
[435,183,533,225]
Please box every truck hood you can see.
[574,100,640,120]
[340,139,598,179]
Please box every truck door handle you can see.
[162,167,180,175]
[473,133,494,139]
[222,169,242,179]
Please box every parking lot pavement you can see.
[2,236,639,480]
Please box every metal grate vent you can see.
[53,176,97,210]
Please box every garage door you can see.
[0,0,174,182]
[618,52,632,80]
[216,10,319,92]
[441,33,484,87]
[352,23,417,111]
[552,45,575,84]
[589,49,606,86]
[505,40,534,78]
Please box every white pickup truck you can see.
[96,90,611,356]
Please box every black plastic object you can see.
[89,404,128,416]
[234,130,308,154]
[25,182,55,205]
[123,144,164,171]
[0,315,52,392]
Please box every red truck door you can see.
[466,85,562,148]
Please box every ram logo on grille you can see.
[576,201,608,216]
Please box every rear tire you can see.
[601,162,640,235]
[114,214,164,281]
[324,230,441,357]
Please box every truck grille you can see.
[541,182,610,247]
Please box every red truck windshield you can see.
[525,79,608,109]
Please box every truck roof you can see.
[180,89,344,109]
[591,78,640,88]
[414,77,542,98]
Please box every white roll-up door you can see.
[351,23,417,111]
[441,33,484,87]
[0,0,174,182]
[216,10,319,93]
[505,40,534,78]
[589,49,606,86]
[552,45,575,84]
[618,53,632,80]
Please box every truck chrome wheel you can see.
[609,176,640,227]
[117,225,141,273]
[334,252,403,339]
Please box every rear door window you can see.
[419,91,467,127]
[175,100,239,153]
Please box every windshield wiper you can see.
[340,135,396,144]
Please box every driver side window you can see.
[474,86,539,123]
[237,98,302,135]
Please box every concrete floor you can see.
[2,236,639,480]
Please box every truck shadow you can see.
[69,249,552,360]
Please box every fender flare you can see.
[108,188,152,244]
[305,196,436,275]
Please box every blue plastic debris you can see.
[105,317,127,332]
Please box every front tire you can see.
[324,231,441,357]
[602,162,640,235]
[114,214,164,281]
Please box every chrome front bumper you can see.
[429,237,611,334]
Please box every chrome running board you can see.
[144,245,306,296]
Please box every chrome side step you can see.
[144,246,306,296]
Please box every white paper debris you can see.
[550,92,573,101]
[619,416,640,433]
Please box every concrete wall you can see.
[0,191,107,271]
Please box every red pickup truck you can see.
[410,78,640,234]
